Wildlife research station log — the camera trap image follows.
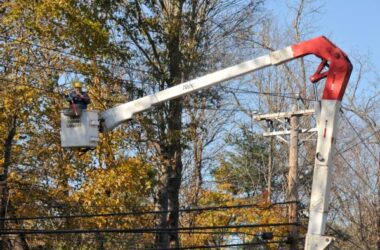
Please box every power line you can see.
[0,75,312,111]
[12,231,288,238]
[1,37,317,104]
[326,225,366,250]
[0,60,141,90]
[341,114,379,162]
[301,214,366,250]
[161,240,287,250]
[7,234,287,249]
[158,230,287,237]
[15,238,288,250]
[0,201,297,221]
[335,150,373,190]
[222,86,315,101]
[0,77,63,96]
[0,66,296,97]
[1,59,81,75]
[296,126,378,190]
[0,35,150,74]
[1,50,313,104]
[0,222,298,235]
[339,128,380,154]
[301,128,376,190]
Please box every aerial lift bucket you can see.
[60,110,100,149]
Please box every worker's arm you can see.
[65,92,75,102]
[80,92,91,104]
[67,91,90,104]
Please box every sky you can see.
[320,0,380,69]
[267,0,380,71]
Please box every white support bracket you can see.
[305,234,334,250]
[262,128,317,137]
[253,109,315,121]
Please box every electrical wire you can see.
[1,59,83,75]
[155,230,287,237]
[300,214,367,250]
[6,234,287,249]
[341,114,379,162]
[0,76,64,96]
[295,124,378,185]
[0,222,298,235]
[221,86,315,101]
[10,231,288,238]
[1,72,311,107]
[1,35,316,104]
[326,225,366,250]
[0,35,150,74]
[0,74,312,107]
[0,201,297,221]
[335,150,373,190]
[297,135,375,191]
[1,40,314,105]
[161,240,287,250]
[338,128,380,154]
[0,60,140,92]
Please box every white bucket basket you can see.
[60,110,100,148]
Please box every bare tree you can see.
[112,0,265,248]
[329,60,380,249]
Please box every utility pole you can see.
[288,105,299,249]
[267,137,273,202]
[255,106,315,250]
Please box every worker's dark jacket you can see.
[65,91,91,109]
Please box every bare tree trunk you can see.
[95,232,105,250]
[1,235,29,250]
[155,168,169,247]
[155,2,184,248]
[120,0,260,247]
[0,116,16,245]
[2,204,29,250]
[191,140,202,205]
[193,138,203,205]
[155,100,183,249]
[0,115,29,250]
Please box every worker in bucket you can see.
[64,80,91,117]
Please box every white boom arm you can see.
[100,48,293,131]
[61,36,352,250]
[305,99,341,249]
